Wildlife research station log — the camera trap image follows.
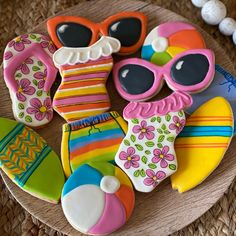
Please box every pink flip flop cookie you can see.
[3,33,58,128]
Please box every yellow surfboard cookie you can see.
[171,97,234,193]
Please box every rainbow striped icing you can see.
[53,36,120,122]
[171,97,234,193]
[61,162,135,235]
[141,22,206,66]
[61,111,127,177]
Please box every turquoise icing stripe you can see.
[17,145,52,187]
[178,126,233,137]
[0,123,24,153]
[141,45,155,61]
[63,164,102,196]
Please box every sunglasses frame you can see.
[113,49,215,101]
[47,12,147,55]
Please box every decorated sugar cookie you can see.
[61,111,127,177]
[47,12,147,55]
[61,162,135,235]
[113,48,216,192]
[171,97,234,193]
[3,33,58,128]
[0,117,65,203]
[52,36,120,122]
[113,49,215,101]
[186,65,236,134]
[114,93,190,192]
[141,22,206,66]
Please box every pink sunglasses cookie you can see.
[113,49,215,102]
[3,33,58,128]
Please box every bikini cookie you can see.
[0,117,65,203]
[171,97,234,193]
[3,33,58,128]
[61,162,135,235]
[142,22,206,66]
[186,65,236,134]
[61,111,127,178]
[47,12,147,55]
[52,36,120,122]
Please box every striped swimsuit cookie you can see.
[61,111,127,177]
[52,36,121,122]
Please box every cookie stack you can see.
[1,11,235,235]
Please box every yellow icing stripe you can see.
[71,144,120,166]
[175,136,231,145]
[115,115,128,133]
[115,167,132,188]
[171,147,227,193]
[55,84,107,97]
[166,46,186,57]
[63,65,113,77]
[61,127,71,178]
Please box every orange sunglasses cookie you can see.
[47,12,147,55]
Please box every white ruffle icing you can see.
[53,36,121,66]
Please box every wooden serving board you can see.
[1,0,236,235]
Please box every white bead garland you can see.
[191,0,208,8]
[233,31,236,45]
[201,0,226,25]
[219,18,236,36]
[191,0,236,45]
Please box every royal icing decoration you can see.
[0,117,65,203]
[171,97,234,193]
[115,96,188,193]
[186,65,236,134]
[141,22,206,66]
[53,36,121,66]
[3,33,58,128]
[61,111,127,177]
[47,12,147,55]
[61,162,135,235]
[113,49,215,102]
[52,36,120,122]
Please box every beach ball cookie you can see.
[0,117,65,203]
[141,22,206,66]
[171,97,234,193]
[3,33,58,128]
[61,162,135,235]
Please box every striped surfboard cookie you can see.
[53,56,113,122]
[171,97,234,193]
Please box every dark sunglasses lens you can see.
[171,54,209,86]
[118,64,155,95]
[109,18,142,47]
[56,22,92,47]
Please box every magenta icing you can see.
[123,91,193,119]
[63,73,108,82]
[89,194,126,235]
[53,94,109,106]
[113,49,215,102]
[158,22,195,38]
[4,43,57,93]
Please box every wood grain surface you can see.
[0,0,236,235]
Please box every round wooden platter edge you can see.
[1,0,236,236]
